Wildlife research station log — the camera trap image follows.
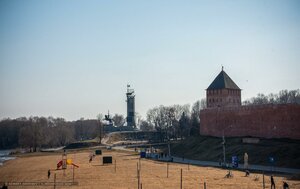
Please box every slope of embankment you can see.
[169,136,300,169]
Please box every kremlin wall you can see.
[200,69,300,139]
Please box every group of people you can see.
[270,175,289,189]
[242,170,289,188]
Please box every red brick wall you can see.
[200,104,300,139]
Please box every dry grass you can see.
[0,150,299,189]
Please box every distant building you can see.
[200,68,300,139]
[126,85,136,128]
[206,67,241,108]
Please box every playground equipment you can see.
[55,151,79,183]
[57,159,79,169]
[57,151,79,169]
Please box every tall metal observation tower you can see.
[126,84,136,128]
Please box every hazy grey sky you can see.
[1,0,299,121]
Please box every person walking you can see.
[245,170,250,177]
[283,181,289,189]
[89,152,93,163]
[270,175,275,189]
[48,169,51,179]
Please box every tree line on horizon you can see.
[0,99,206,150]
[0,89,299,150]
[242,89,300,105]
[0,113,129,150]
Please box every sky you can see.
[0,0,299,121]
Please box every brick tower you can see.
[206,68,241,108]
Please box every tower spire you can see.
[222,65,224,71]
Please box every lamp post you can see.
[222,130,226,165]
[222,125,232,166]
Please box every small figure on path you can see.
[245,170,250,177]
[270,175,275,189]
[283,181,289,189]
[48,169,51,179]
[89,152,93,163]
[225,170,233,178]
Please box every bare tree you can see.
[112,114,125,127]
[190,100,201,136]
[54,118,74,146]
[179,112,190,138]
[97,114,103,144]
[146,104,191,141]
[139,120,154,131]
[146,106,167,141]
[200,98,207,109]
[243,89,300,105]
[31,117,45,152]
[278,90,289,103]
[287,89,300,103]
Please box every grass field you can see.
[0,149,299,189]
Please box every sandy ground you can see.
[0,150,299,189]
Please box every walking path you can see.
[166,156,300,174]
[111,144,300,174]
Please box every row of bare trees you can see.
[0,99,205,149]
[0,117,101,150]
[139,99,206,141]
[243,89,300,105]
[0,113,129,150]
